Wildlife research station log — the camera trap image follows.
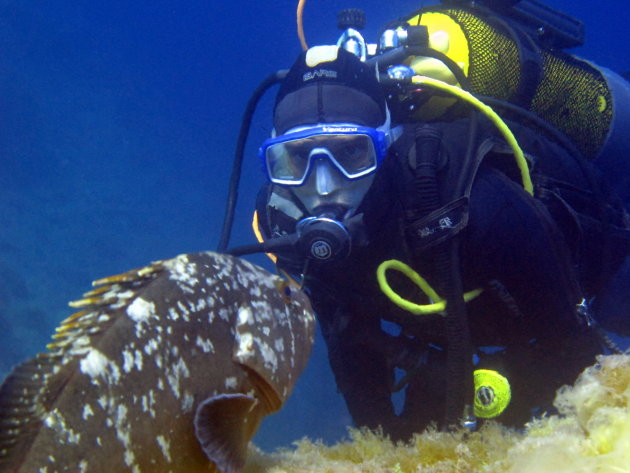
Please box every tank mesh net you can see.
[443,8,521,101]
[415,8,613,159]
[531,51,612,159]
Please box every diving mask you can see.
[260,125,397,186]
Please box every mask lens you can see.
[326,134,376,177]
[265,132,378,184]
[265,142,309,183]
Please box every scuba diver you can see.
[221,0,630,440]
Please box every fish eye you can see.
[276,279,294,304]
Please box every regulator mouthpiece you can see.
[296,216,352,261]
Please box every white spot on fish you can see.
[156,435,172,463]
[168,307,180,321]
[165,358,190,399]
[252,300,273,321]
[195,335,214,353]
[140,391,156,418]
[43,409,81,444]
[80,349,120,384]
[97,395,108,410]
[144,337,160,355]
[238,307,254,326]
[258,339,278,373]
[182,392,194,413]
[122,349,134,373]
[195,298,207,312]
[114,404,140,473]
[235,332,255,361]
[134,350,143,371]
[225,377,237,389]
[164,255,199,293]
[126,297,156,323]
[177,301,190,321]
[82,404,94,420]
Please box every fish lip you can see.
[238,364,282,413]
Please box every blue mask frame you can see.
[259,124,392,186]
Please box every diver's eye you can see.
[285,142,311,161]
[330,139,368,161]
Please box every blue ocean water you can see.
[0,0,628,452]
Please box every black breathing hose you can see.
[412,125,474,429]
[226,233,298,257]
[216,69,288,253]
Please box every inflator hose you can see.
[217,69,288,252]
[411,125,474,428]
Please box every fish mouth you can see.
[239,364,283,413]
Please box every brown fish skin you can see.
[0,252,315,473]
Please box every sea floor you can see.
[246,354,630,473]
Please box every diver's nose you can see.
[312,157,339,196]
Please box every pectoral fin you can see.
[193,394,263,473]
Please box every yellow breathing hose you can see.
[411,75,534,196]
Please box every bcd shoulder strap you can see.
[393,119,497,254]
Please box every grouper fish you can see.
[0,252,315,473]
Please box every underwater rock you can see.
[0,252,315,473]
[246,354,630,473]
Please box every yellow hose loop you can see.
[297,0,308,51]
[473,369,512,418]
[376,259,483,315]
[410,75,534,196]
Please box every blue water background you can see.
[0,0,628,451]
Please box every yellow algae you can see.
[245,354,630,473]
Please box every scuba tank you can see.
[375,0,630,203]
